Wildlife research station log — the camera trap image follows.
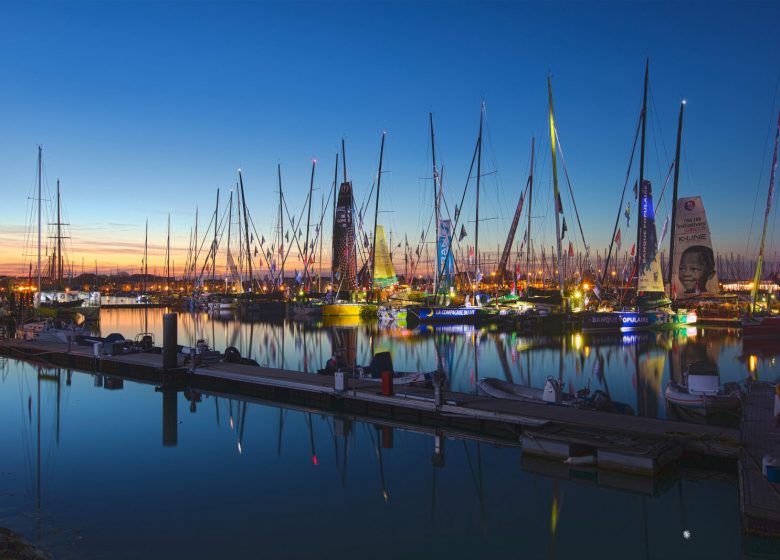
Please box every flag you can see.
[568,241,574,258]
[454,205,460,220]
[658,214,669,246]
[396,242,401,248]
[459,224,467,242]
[561,218,568,240]
[295,270,302,284]
[254,247,258,256]
[363,232,369,248]
[285,230,289,242]
[633,180,638,200]
[556,192,564,214]
[279,244,284,257]
[615,228,622,251]
[298,228,302,238]
[630,243,635,257]
[420,229,425,242]
[266,249,272,260]
[624,202,631,228]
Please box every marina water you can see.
[0,309,758,559]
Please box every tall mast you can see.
[212,188,219,291]
[143,219,148,294]
[474,102,484,294]
[278,164,284,288]
[547,77,565,299]
[371,131,386,299]
[56,179,62,286]
[226,191,232,293]
[331,153,339,287]
[304,159,316,288]
[751,111,780,311]
[238,170,253,292]
[165,213,171,289]
[636,59,649,293]
[37,146,42,293]
[430,113,439,294]
[668,99,686,290]
[526,138,535,285]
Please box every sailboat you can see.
[30,148,101,322]
[742,111,780,339]
[406,108,490,326]
[582,63,695,332]
[323,139,369,318]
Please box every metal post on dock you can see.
[163,313,178,370]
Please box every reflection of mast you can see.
[307,413,317,466]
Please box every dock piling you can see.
[163,313,178,370]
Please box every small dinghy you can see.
[476,377,573,405]
[664,361,743,411]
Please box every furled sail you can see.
[372,225,397,288]
[671,196,719,297]
[333,181,358,290]
[637,179,665,293]
[437,219,455,292]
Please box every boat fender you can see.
[224,346,241,363]
[543,377,562,405]
[564,455,596,466]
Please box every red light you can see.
[312,455,318,466]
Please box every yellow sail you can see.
[373,225,397,288]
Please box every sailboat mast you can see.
[37,146,42,294]
[331,153,339,288]
[668,99,686,290]
[304,159,316,288]
[278,164,284,288]
[430,113,439,294]
[165,213,171,288]
[212,188,219,291]
[547,77,565,299]
[636,59,649,292]
[526,138,534,287]
[56,179,63,286]
[371,132,386,299]
[226,191,232,293]
[474,103,484,294]
[239,170,253,292]
[751,111,780,310]
[144,219,148,294]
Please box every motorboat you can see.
[664,361,743,411]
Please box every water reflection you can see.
[99,309,780,421]
[0,357,744,559]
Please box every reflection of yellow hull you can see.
[322,303,363,317]
[322,315,361,328]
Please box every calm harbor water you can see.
[1,308,770,559]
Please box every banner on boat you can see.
[437,219,455,292]
[637,180,665,293]
[333,182,358,290]
[671,196,719,298]
[372,225,398,288]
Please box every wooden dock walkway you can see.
[740,381,780,539]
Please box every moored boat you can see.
[664,361,743,411]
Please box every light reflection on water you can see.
[0,309,759,558]
[100,308,780,419]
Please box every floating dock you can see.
[740,381,780,542]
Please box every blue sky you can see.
[1,1,779,275]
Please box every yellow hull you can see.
[321,315,361,328]
[322,303,363,317]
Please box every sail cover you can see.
[333,181,357,290]
[637,179,665,293]
[437,219,455,292]
[671,196,719,297]
[373,225,397,288]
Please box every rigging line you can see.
[746,70,780,257]
[601,104,643,286]
[649,87,672,185]
[435,131,481,287]
[554,129,594,274]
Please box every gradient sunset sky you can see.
[1,1,779,277]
